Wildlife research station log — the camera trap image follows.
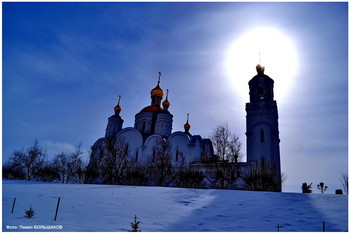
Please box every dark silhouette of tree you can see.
[176,166,205,188]
[210,123,243,162]
[3,157,25,180]
[53,153,70,183]
[128,215,141,232]
[24,205,35,219]
[124,163,148,186]
[100,137,130,185]
[23,140,46,180]
[301,182,312,193]
[4,141,46,180]
[243,159,281,192]
[53,145,86,183]
[35,161,58,182]
[204,123,243,189]
[205,159,241,189]
[146,138,185,187]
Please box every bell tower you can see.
[245,64,281,191]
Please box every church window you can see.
[152,148,156,162]
[124,144,129,156]
[135,150,139,162]
[141,121,146,133]
[258,87,264,95]
[175,149,179,162]
[260,129,265,143]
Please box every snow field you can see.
[2,180,348,232]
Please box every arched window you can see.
[260,129,265,143]
[141,121,146,133]
[175,148,179,162]
[152,148,156,162]
[135,149,139,162]
[124,144,129,156]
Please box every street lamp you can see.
[317,182,328,194]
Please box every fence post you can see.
[11,197,16,213]
[323,221,326,232]
[54,197,61,221]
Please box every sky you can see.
[3,2,348,193]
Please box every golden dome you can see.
[256,64,265,75]
[114,104,121,115]
[184,113,191,132]
[151,72,164,97]
[162,99,170,110]
[151,82,164,97]
[162,89,170,110]
[184,121,191,131]
[114,95,122,115]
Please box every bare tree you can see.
[35,161,58,182]
[176,167,205,188]
[11,141,47,181]
[52,145,86,183]
[4,150,26,180]
[124,162,149,186]
[68,144,86,184]
[340,174,348,195]
[204,123,243,189]
[53,153,70,183]
[146,139,185,187]
[210,123,243,162]
[204,160,241,189]
[96,137,130,185]
[243,159,281,192]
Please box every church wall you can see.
[116,128,144,162]
[134,112,153,134]
[143,134,163,162]
[167,132,203,163]
[154,112,173,137]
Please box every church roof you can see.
[140,105,163,113]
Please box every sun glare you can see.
[226,27,299,102]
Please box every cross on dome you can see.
[184,113,191,133]
[114,95,122,115]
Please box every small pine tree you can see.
[24,205,35,219]
[129,215,141,232]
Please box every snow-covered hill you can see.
[2,180,348,232]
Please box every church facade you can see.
[90,72,214,170]
[88,66,282,191]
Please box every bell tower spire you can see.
[246,65,281,192]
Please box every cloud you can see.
[39,140,90,162]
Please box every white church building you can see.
[88,65,282,191]
[91,72,214,167]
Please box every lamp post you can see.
[317,182,328,194]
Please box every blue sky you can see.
[3,2,348,192]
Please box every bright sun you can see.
[226,27,299,102]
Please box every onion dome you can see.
[162,89,170,110]
[151,72,164,97]
[184,113,191,132]
[256,64,265,75]
[114,95,122,115]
